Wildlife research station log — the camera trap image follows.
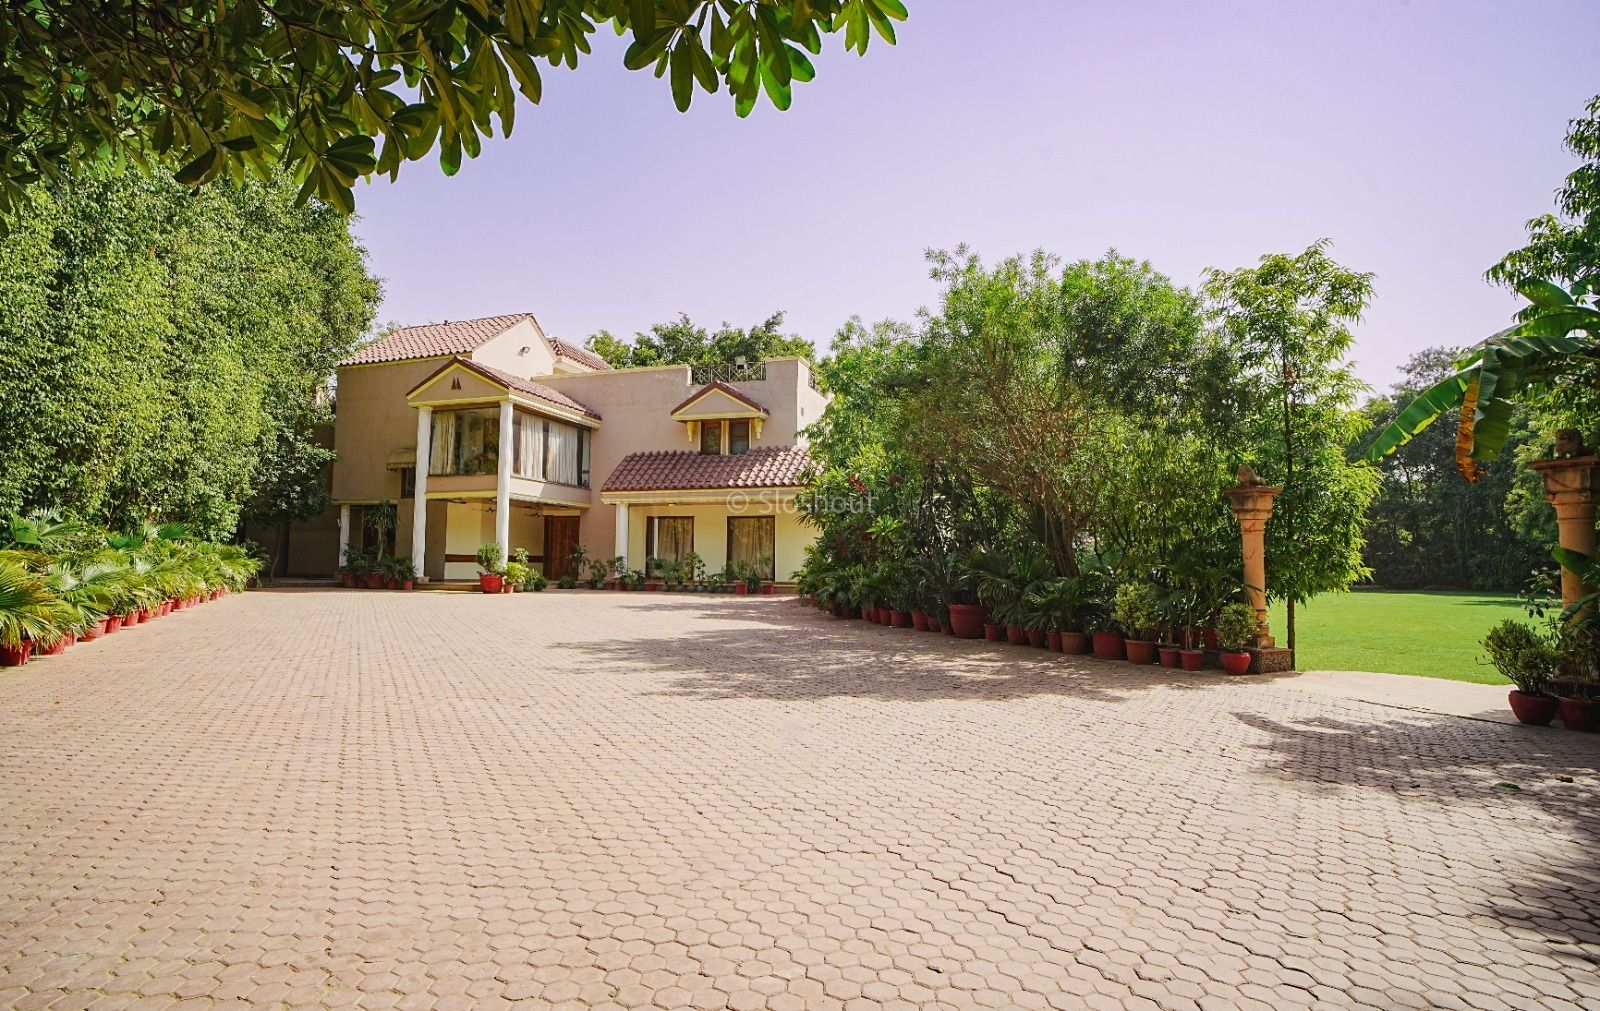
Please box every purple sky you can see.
[351,0,1600,390]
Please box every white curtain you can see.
[728,518,774,578]
[515,412,544,479]
[546,421,578,485]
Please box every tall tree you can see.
[0,169,379,538]
[1203,241,1381,660]
[0,1,908,221]
[1487,94,1600,294]
[585,311,814,369]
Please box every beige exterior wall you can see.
[331,358,445,503]
[541,357,823,559]
[620,496,814,582]
[469,317,557,377]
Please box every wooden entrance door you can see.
[544,515,580,580]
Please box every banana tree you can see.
[1365,281,1600,480]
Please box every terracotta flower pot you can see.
[401,579,415,591]
[1125,639,1157,664]
[83,618,107,641]
[1,641,30,666]
[1091,631,1125,661]
[341,572,356,588]
[1180,650,1206,671]
[1507,690,1558,726]
[762,582,775,595]
[1559,696,1600,732]
[983,622,1004,642]
[735,584,749,595]
[105,616,123,634]
[479,573,504,594]
[123,611,139,626]
[1005,624,1027,646]
[365,573,384,589]
[1046,630,1063,652]
[911,610,929,631]
[1220,651,1253,675]
[1026,628,1046,648]
[892,610,912,628]
[1157,646,1180,668]
[41,638,67,656]
[137,608,151,623]
[1061,631,1091,655]
[946,604,988,639]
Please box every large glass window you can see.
[728,419,751,455]
[513,411,544,479]
[727,517,775,580]
[429,408,500,476]
[646,517,694,577]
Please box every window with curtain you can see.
[646,517,694,576]
[545,419,579,485]
[699,420,722,455]
[429,408,499,476]
[513,410,544,479]
[728,419,750,455]
[727,517,775,579]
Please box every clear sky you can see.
[350,0,1600,390]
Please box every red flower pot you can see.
[735,584,749,595]
[1220,651,1253,675]
[123,611,139,626]
[762,583,775,594]
[1026,628,1046,648]
[1157,646,1180,668]
[1507,691,1558,726]
[983,622,1004,642]
[1203,627,1220,651]
[1,641,30,666]
[1061,631,1090,655]
[1180,650,1206,671]
[946,604,988,639]
[365,573,384,589]
[341,572,356,588]
[105,616,123,634]
[646,581,662,591]
[928,617,944,634]
[479,573,504,594]
[1125,639,1157,664]
[911,610,929,631]
[1046,630,1063,652]
[83,618,108,640]
[41,638,67,656]
[1091,631,1125,661]
[891,610,912,628]
[1005,624,1027,646]
[1559,696,1600,732]
[401,579,414,591]
[137,608,151,623]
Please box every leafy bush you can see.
[1215,602,1259,652]
[503,561,529,589]
[526,571,548,592]
[475,543,503,576]
[1112,582,1162,640]
[1482,620,1557,695]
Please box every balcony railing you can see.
[690,360,766,385]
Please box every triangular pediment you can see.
[669,381,770,420]
[406,359,510,405]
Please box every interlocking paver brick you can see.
[2,589,1598,1010]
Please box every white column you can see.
[495,400,513,566]
[411,406,432,581]
[338,504,351,564]
[614,503,630,570]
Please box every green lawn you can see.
[1268,590,1529,684]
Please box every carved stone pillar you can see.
[1223,483,1282,648]
[1528,450,1599,610]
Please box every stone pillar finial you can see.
[1528,451,1599,610]
[1223,481,1282,648]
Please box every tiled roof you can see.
[342,314,533,365]
[469,361,602,421]
[670,380,769,417]
[549,337,613,372]
[602,446,811,493]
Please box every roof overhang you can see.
[601,486,805,506]
[406,358,599,428]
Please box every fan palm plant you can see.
[0,560,69,657]
[963,544,1053,626]
[1365,281,1600,479]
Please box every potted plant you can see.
[526,571,549,591]
[645,557,669,591]
[0,561,65,666]
[1090,578,1125,661]
[757,554,776,594]
[476,542,505,594]
[1216,601,1258,674]
[503,559,528,593]
[1549,615,1600,731]
[557,574,578,589]
[1482,620,1559,725]
[1112,582,1160,664]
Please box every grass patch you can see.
[1268,590,1529,684]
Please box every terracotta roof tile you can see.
[602,446,811,493]
[549,337,613,372]
[670,380,769,416]
[467,361,603,421]
[342,314,533,365]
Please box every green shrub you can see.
[503,561,529,588]
[1112,582,1162,640]
[475,542,503,575]
[1215,602,1258,652]
[1482,620,1556,695]
[526,571,548,592]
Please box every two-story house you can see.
[327,313,825,583]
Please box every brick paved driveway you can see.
[2,589,1598,1011]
